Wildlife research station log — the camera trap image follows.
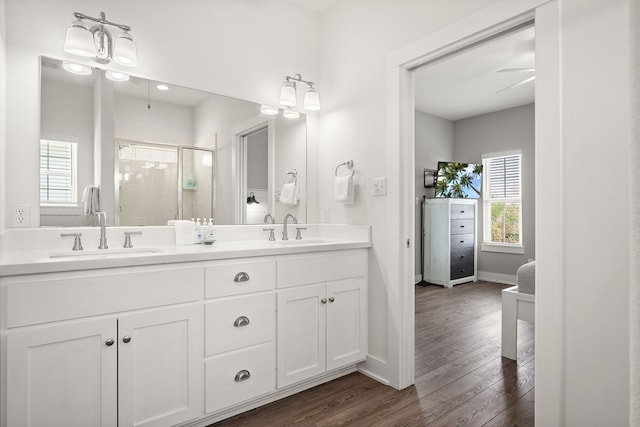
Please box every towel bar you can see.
[335,160,354,176]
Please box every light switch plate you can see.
[373,177,387,196]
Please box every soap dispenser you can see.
[195,218,204,244]
[204,218,216,244]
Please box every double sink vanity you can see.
[0,223,371,427]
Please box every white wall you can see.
[453,104,535,277]
[414,110,453,279]
[3,0,319,228]
[0,0,6,232]
[632,0,640,423]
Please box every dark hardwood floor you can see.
[212,280,535,426]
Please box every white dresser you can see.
[423,198,478,287]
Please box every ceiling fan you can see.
[496,68,535,93]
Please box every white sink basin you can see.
[50,248,164,259]
[273,238,332,246]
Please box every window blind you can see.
[40,140,77,205]
[482,153,522,245]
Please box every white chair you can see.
[501,261,535,360]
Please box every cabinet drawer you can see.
[450,219,474,235]
[451,204,474,219]
[450,233,474,250]
[450,248,473,267]
[450,254,474,280]
[4,265,203,328]
[205,342,275,413]
[277,250,367,288]
[205,259,275,298]
[205,293,275,356]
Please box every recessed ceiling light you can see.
[156,84,169,91]
[62,61,92,76]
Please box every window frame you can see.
[40,138,79,208]
[481,150,524,254]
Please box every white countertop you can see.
[0,224,372,277]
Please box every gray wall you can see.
[453,103,535,277]
[414,110,453,279]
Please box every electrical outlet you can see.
[13,204,30,228]
[373,177,387,196]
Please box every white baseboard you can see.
[414,274,423,284]
[358,354,390,386]
[478,270,517,285]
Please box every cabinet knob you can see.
[234,369,251,382]
[329,297,335,303]
[321,298,327,304]
[105,338,115,347]
[233,316,250,327]
[234,272,250,283]
[122,335,132,344]
[460,240,464,244]
[460,225,465,228]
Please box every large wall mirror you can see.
[39,56,307,227]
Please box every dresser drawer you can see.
[205,342,275,413]
[277,250,367,289]
[205,293,275,356]
[450,253,474,280]
[4,265,203,328]
[450,219,474,235]
[450,233,474,250]
[450,203,474,219]
[450,248,473,267]
[205,259,275,298]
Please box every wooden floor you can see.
[212,281,535,426]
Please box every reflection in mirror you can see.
[39,56,307,227]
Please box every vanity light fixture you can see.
[105,70,129,82]
[62,60,93,76]
[63,11,138,68]
[156,84,169,91]
[260,104,279,115]
[283,108,300,119]
[278,73,321,111]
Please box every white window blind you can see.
[40,139,78,206]
[482,152,522,246]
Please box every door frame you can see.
[387,0,563,424]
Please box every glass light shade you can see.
[303,88,321,111]
[62,61,93,76]
[278,82,297,107]
[260,104,279,115]
[105,70,130,82]
[112,33,138,67]
[156,84,169,91]
[283,108,300,119]
[64,21,97,58]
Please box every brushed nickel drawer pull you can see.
[321,298,327,304]
[233,316,250,327]
[122,335,132,343]
[105,338,114,347]
[234,369,251,382]
[234,272,250,282]
[329,297,335,303]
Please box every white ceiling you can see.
[414,25,535,121]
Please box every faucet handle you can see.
[123,231,142,248]
[61,233,83,251]
[263,227,276,241]
[295,227,307,240]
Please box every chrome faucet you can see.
[97,211,108,249]
[282,213,297,240]
[263,213,276,224]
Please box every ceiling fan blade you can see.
[497,68,536,73]
[497,75,536,94]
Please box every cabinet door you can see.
[326,278,367,371]
[276,284,326,388]
[6,318,117,427]
[118,305,203,427]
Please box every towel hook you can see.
[335,160,354,177]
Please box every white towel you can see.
[174,220,196,245]
[82,185,100,216]
[280,182,298,206]
[334,175,354,204]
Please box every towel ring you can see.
[335,160,354,177]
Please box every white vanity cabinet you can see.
[2,265,204,427]
[276,250,367,388]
